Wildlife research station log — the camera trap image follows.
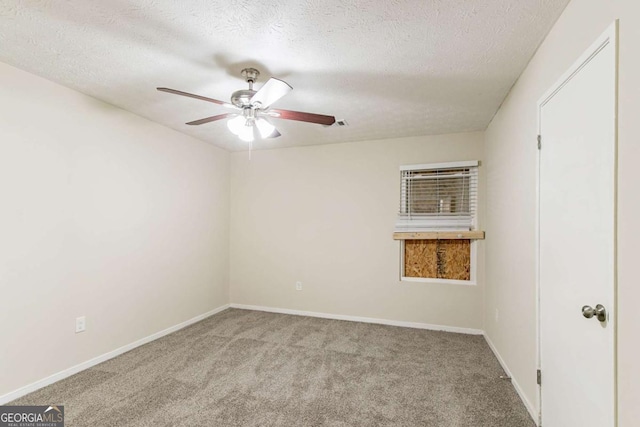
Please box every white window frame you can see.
[398,160,479,285]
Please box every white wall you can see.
[484,0,640,424]
[230,132,485,330]
[0,62,230,398]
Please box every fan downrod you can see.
[231,68,260,108]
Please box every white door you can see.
[538,24,617,426]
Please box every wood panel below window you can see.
[404,239,471,280]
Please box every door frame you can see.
[535,21,619,427]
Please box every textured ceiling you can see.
[0,0,569,151]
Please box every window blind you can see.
[396,161,478,231]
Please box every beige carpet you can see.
[12,309,535,426]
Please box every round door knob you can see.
[582,304,607,322]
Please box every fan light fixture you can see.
[237,124,254,142]
[226,115,276,142]
[255,118,275,138]
[226,115,246,135]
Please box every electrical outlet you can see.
[495,309,499,323]
[295,281,302,291]
[76,316,86,333]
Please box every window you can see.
[396,161,478,232]
[395,161,480,284]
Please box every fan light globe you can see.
[227,115,246,135]
[238,124,255,142]
[255,118,275,139]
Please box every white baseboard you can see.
[483,333,539,426]
[229,303,483,335]
[2,301,537,426]
[0,303,230,405]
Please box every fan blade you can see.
[270,108,336,126]
[266,129,281,139]
[250,78,292,108]
[186,113,236,126]
[157,87,238,109]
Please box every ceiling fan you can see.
[157,68,336,143]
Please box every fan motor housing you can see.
[230,89,257,108]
